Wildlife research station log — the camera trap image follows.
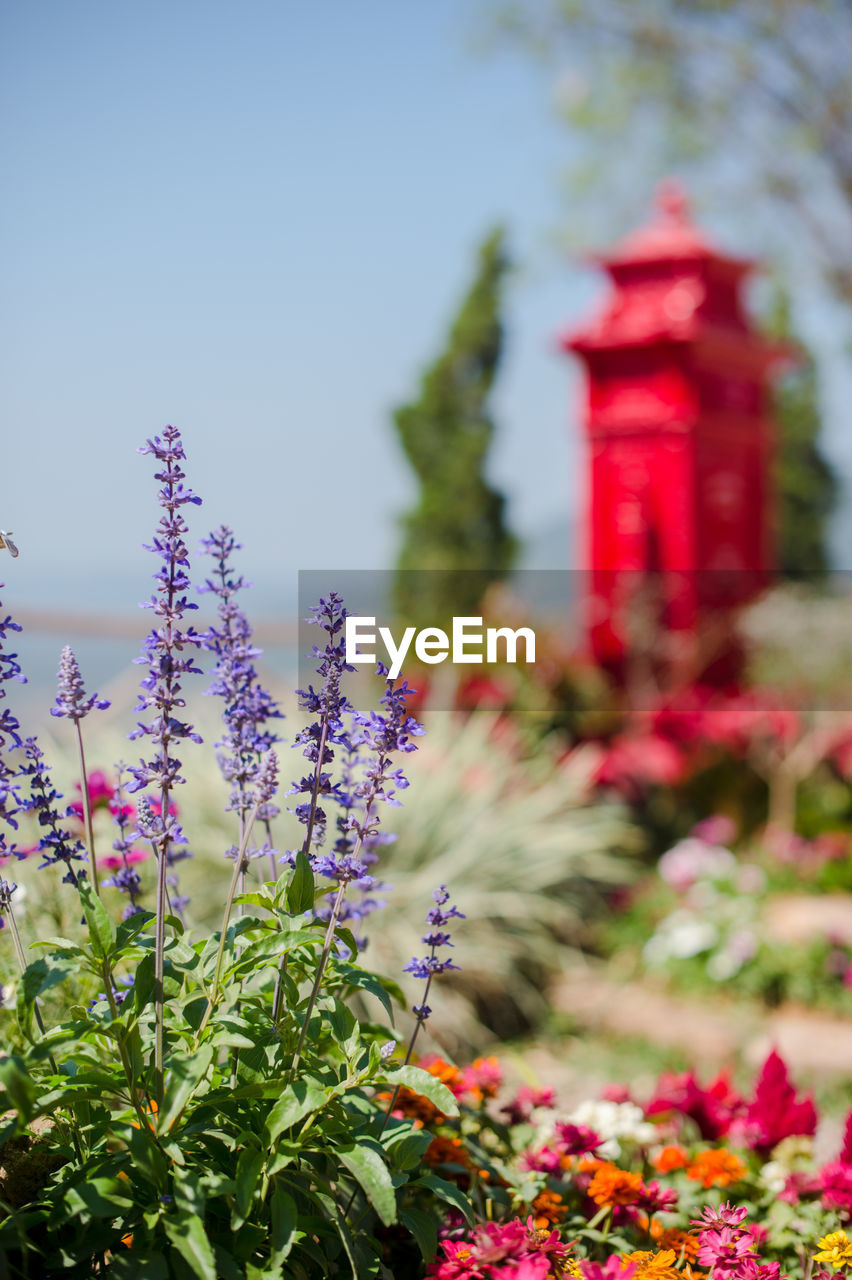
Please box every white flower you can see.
[760,1161,787,1195]
[707,949,744,981]
[645,910,718,961]
[567,1099,656,1157]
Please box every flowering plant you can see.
[0,428,467,1278]
[383,1048,852,1278]
[605,822,852,1014]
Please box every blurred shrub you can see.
[358,713,640,1051]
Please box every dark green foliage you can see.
[392,228,518,628]
[0,872,461,1278]
[766,288,838,579]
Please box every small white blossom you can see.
[760,1160,787,1194]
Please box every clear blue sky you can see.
[2,0,849,635]
[0,0,601,623]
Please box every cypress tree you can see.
[767,289,838,580]
[392,227,518,628]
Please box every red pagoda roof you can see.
[560,180,775,359]
[596,179,751,274]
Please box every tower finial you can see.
[655,177,689,222]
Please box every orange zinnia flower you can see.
[531,1188,566,1229]
[652,1145,688,1173]
[686,1147,747,1188]
[648,1224,699,1261]
[424,1135,472,1170]
[620,1249,680,1279]
[588,1163,645,1207]
[419,1055,465,1094]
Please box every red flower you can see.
[821,1161,852,1216]
[645,1069,742,1141]
[740,1049,816,1154]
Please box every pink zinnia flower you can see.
[97,847,150,871]
[519,1145,564,1175]
[696,1226,755,1270]
[501,1085,556,1125]
[691,1202,749,1230]
[579,1259,636,1280]
[821,1160,852,1215]
[637,1179,678,1214]
[69,769,115,818]
[553,1122,601,1157]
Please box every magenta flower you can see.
[696,1226,756,1270]
[579,1259,636,1280]
[691,1202,749,1230]
[740,1049,817,1153]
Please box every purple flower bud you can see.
[20,738,87,885]
[50,646,110,722]
[404,884,463,1022]
[0,593,27,852]
[128,426,203,800]
[198,526,283,820]
[253,750,279,807]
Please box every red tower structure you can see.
[561,181,782,687]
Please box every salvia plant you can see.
[0,427,466,1279]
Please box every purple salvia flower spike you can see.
[198,527,283,880]
[403,884,465,993]
[128,424,204,800]
[0,590,28,857]
[20,738,87,886]
[50,646,110,721]
[131,424,203,1102]
[50,644,111,895]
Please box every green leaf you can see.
[211,1247,242,1280]
[269,1187,298,1266]
[131,951,156,1013]
[163,1212,217,1280]
[332,963,396,1021]
[386,1128,433,1170]
[107,1253,169,1279]
[413,1173,473,1224]
[227,929,319,976]
[383,1065,459,1117]
[400,1206,438,1262]
[64,1177,134,1218]
[159,1044,214,1134]
[235,1145,264,1219]
[0,1054,35,1123]
[30,935,85,958]
[286,851,315,914]
[337,1142,397,1227]
[115,909,154,950]
[263,1081,327,1145]
[16,957,75,1038]
[79,875,116,959]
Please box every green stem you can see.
[74,720,100,897]
[272,717,330,1024]
[288,876,349,1083]
[5,901,85,1161]
[196,804,261,1039]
